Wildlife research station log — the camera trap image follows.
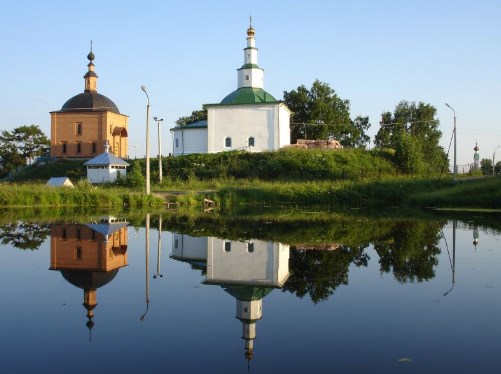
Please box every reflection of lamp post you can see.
[444,220,456,297]
[140,213,150,320]
[154,117,164,183]
[154,215,163,279]
[141,85,151,195]
[492,145,500,176]
[445,103,457,179]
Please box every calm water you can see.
[0,213,500,373]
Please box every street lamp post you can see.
[141,85,150,195]
[445,103,457,179]
[154,116,164,183]
[493,146,500,176]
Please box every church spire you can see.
[84,41,98,92]
[238,18,264,89]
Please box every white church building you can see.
[171,21,291,155]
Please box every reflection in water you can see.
[49,216,128,337]
[473,223,479,250]
[171,234,290,362]
[141,213,150,321]
[154,215,163,279]
[0,222,50,250]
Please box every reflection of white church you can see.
[171,21,291,155]
[171,234,290,360]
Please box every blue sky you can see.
[1,0,500,166]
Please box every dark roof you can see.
[60,269,119,290]
[171,120,208,131]
[61,92,120,114]
[222,285,274,301]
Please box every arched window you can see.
[225,137,232,148]
[248,137,255,147]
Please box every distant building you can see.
[171,20,291,155]
[84,141,129,184]
[473,141,480,171]
[46,177,74,188]
[50,49,128,159]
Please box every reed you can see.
[0,183,162,208]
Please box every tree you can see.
[1,125,50,163]
[283,80,370,147]
[480,158,493,175]
[0,141,24,178]
[175,106,208,126]
[374,101,447,174]
[126,161,145,187]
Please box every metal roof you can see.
[60,92,120,114]
[84,152,129,166]
[171,120,208,131]
[219,87,278,105]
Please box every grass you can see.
[0,183,163,208]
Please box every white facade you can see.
[170,22,290,156]
[207,103,290,153]
[205,238,290,287]
[171,234,208,263]
[86,165,127,184]
[171,126,208,156]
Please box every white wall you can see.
[171,234,208,261]
[87,166,126,184]
[205,238,290,286]
[208,104,281,153]
[172,128,208,156]
[278,104,292,148]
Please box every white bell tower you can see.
[237,17,264,89]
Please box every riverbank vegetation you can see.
[0,182,162,208]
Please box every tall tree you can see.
[0,124,50,164]
[374,101,447,173]
[175,106,208,126]
[283,80,370,147]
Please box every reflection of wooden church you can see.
[49,216,128,333]
[171,234,290,361]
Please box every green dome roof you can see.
[222,285,274,301]
[220,87,277,105]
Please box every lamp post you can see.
[141,85,150,195]
[493,145,500,176]
[445,103,457,178]
[154,116,164,183]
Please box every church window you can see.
[61,228,67,240]
[91,230,96,241]
[75,247,82,260]
[62,142,67,154]
[247,242,254,253]
[225,137,232,148]
[246,75,250,80]
[248,137,255,147]
[224,241,231,252]
[76,229,81,240]
[92,142,97,153]
[76,122,82,135]
[175,239,179,248]
[76,142,82,154]
[175,138,179,148]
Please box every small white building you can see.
[46,177,74,188]
[171,21,291,155]
[84,143,129,184]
